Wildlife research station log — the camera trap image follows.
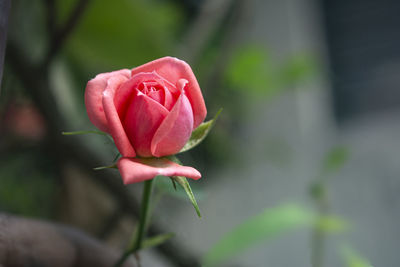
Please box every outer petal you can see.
[130,57,207,128]
[102,76,136,157]
[123,91,169,157]
[117,157,201,184]
[85,69,131,133]
[151,91,193,157]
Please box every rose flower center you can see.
[138,81,165,105]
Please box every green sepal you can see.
[167,155,202,217]
[169,177,177,191]
[142,233,175,250]
[93,164,117,171]
[171,176,201,218]
[179,108,222,153]
[112,153,122,163]
[62,130,108,136]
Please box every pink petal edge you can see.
[85,69,131,133]
[130,57,207,128]
[117,157,201,184]
[102,76,136,157]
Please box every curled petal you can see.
[147,89,164,104]
[151,92,194,157]
[117,157,201,184]
[85,69,131,133]
[176,78,188,92]
[114,71,177,120]
[102,76,136,157]
[123,91,169,157]
[130,71,176,90]
[130,57,207,128]
[163,86,174,110]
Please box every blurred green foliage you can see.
[341,245,374,267]
[322,146,350,175]
[59,0,184,71]
[0,150,57,218]
[203,201,350,267]
[316,215,349,233]
[225,45,317,98]
[203,204,313,267]
[225,45,277,96]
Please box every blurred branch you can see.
[44,0,90,66]
[6,41,63,131]
[202,0,248,82]
[178,0,236,64]
[0,213,136,267]
[44,0,56,36]
[0,0,11,90]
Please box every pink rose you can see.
[85,57,207,184]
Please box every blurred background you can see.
[1,0,400,266]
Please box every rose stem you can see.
[115,179,154,267]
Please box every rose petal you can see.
[117,157,201,184]
[163,86,174,110]
[123,91,169,157]
[102,76,136,157]
[114,71,177,120]
[151,92,194,157]
[85,69,131,133]
[147,90,164,104]
[176,78,188,92]
[112,78,136,122]
[130,57,207,128]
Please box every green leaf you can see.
[203,204,313,267]
[93,164,117,171]
[179,108,222,153]
[341,245,373,267]
[278,54,317,86]
[317,215,349,233]
[142,233,175,250]
[172,176,201,218]
[323,146,350,174]
[225,46,279,97]
[62,130,108,136]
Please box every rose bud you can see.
[85,57,207,184]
